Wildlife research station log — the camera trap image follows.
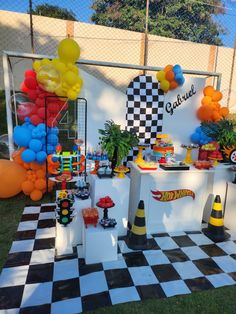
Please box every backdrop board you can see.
[161,77,206,160]
[80,70,205,158]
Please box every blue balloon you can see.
[36,151,47,163]
[191,133,200,144]
[47,134,58,146]
[49,127,59,135]
[13,126,32,147]
[29,139,42,153]
[21,149,36,163]
[196,127,202,134]
[173,64,182,74]
[46,144,54,154]
[175,73,184,85]
[38,123,46,131]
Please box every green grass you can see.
[0,194,236,313]
[0,192,52,270]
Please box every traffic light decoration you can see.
[56,197,74,226]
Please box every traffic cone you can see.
[127,200,152,250]
[203,195,230,242]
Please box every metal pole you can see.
[29,0,35,53]
[143,0,150,73]
[2,51,223,80]
[227,37,236,108]
[3,53,15,160]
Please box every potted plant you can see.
[201,119,236,162]
[98,120,139,168]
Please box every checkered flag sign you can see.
[125,75,164,162]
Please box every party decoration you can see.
[156,64,185,93]
[0,160,26,198]
[196,86,229,122]
[13,118,59,164]
[190,126,212,145]
[32,38,83,100]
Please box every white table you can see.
[129,162,231,234]
[224,182,236,232]
[55,192,91,256]
[82,223,118,264]
[89,174,130,236]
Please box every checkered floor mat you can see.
[0,204,236,313]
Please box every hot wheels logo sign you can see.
[151,189,195,202]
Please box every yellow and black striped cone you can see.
[127,200,151,250]
[203,195,230,242]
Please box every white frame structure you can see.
[2,50,222,159]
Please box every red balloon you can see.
[47,102,60,113]
[30,114,43,125]
[20,82,28,93]
[27,90,37,101]
[47,117,58,127]
[35,98,45,107]
[25,69,36,78]
[24,77,37,90]
[37,107,50,119]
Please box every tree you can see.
[31,4,77,21]
[91,0,226,45]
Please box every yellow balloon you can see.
[41,58,51,66]
[37,64,60,92]
[52,59,67,73]
[67,89,78,100]
[63,71,78,86]
[156,71,166,82]
[33,60,41,72]
[58,38,80,64]
[160,80,170,93]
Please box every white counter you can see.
[128,162,232,234]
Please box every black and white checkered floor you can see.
[1,204,236,314]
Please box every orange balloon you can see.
[23,163,31,170]
[164,64,173,72]
[30,189,43,201]
[212,91,222,102]
[169,80,178,90]
[220,107,229,118]
[0,160,26,198]
[165,70,175,82]
[12,148,25,165]
[197,106,213,121]
[35,178,46,190]
[203,86,215,97]
[30,162,42,171]
[22,180,35,195]
[201,96,212,106]
[212,111,222,122]
[36,169,45,179]
[211,102,220,109]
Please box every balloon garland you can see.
[11,38,83,201]
[156,64,185,93]
[196,86,229,122]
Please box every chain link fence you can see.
[1,0,236,108]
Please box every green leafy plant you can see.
[98,120,139,167]
[201,119,236,147]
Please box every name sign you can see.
[165,84,196,115]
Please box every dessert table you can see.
[128,162,232,234]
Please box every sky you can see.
[0,0,236,47]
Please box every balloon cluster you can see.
[197,86,229,122]
[156,64,185,93]
[33,38,83,100]
[13,118,59,164]
[20,69,67,127]
[190,126,212,145]
[13,152,54,201]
